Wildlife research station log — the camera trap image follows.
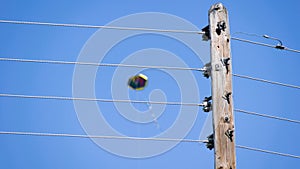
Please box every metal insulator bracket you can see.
[202,63,212,78]
[201,25,210,41]
[206,134,214,150]
[202,96,212,112]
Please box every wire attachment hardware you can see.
[202,25,210,41]
[206,134,214,150]
[202,63,212,78]
[262,34,286,50]
[202,96,212,112]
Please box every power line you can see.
[233,32,300,53]
[233,32,284,47]
[2,91,299,124]
[3,57,298,92]
[233,73,300,90]
[2,92,299,125]
[0,93,203,107]
[0,57,205,71]
[235,109,300,125]
[231,36,274,48]
[0,130,299,159]
[3,93,299,126]
[2,93,300,125]
[1,15,300,164]
[0,19,204,34]
[1,19,300,53]
[1,57,300,90]
[231,37,300,53]
[233,32,265,38]
[236,145,300,159]
[0,131,206,143]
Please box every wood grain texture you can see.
[209,3,236,169]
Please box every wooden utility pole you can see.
[209,3,236,169]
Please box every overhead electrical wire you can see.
[0,19,204,34]
[231,37,275,49]
[0,93,203,107]
[232,32,300,53]
[0,131,206,143]
[236,145,300,159]
[234,109,300,125]
[0,130,299,159]
[0,57,205,71]
[0,57,300,90]
[0,19,300,53]
[231,37,300,53]
[1,19,300,160]
[1,93,300,126]
[232,73,300,90]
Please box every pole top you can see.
[209,3,226,12]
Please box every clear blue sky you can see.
[0,0,300,169]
